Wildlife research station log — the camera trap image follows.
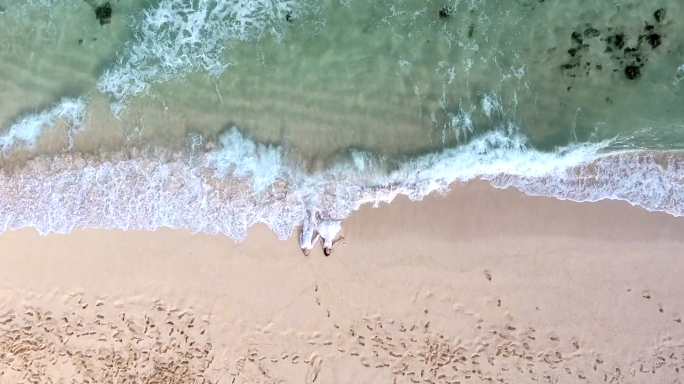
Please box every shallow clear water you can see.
[1,0,684,239]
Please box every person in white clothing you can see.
[317,220,343,256]
[299,210,320,256]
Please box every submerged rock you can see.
[558,12,668,82]
[439,5,455,19]
[645,33,661,49]
[84,0,112,25]
[95,2,112,25]
[583,27,600,38]
[624,65,641,80]
[571,31,583,45]
[605,33,625,51]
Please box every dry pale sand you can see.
[1,181,684,384]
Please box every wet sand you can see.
[1,181,683,383]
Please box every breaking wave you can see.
[97,0,317,115]
[1,124,683,240]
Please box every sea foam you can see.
[0,98,86,153]
[2,125,683,240]
[97,0,315,115]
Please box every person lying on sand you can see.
[317,220,343,256]
[299,210,320,256]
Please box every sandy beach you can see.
[1,181,683,384]
[3,1,684,383]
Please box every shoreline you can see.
[1,181,683,383]
[3,128,684,240]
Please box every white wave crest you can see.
[97,0,314,115]
[0,98,87,153]
[3,125,684,241]
[490,152,684,215]
[207,126,286,193]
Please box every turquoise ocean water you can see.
[1,0,684,239]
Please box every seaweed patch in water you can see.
[605,33,626,52]
[558,15,664,82]
[583,27,600,38]
[571,31,583,45]
[84,0,112,25]
[94,2,112,25]
[645,33,661,49]
[439,5,455,19]
[624,65,641,80]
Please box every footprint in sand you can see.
[1,295,216,383]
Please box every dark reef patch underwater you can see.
[559,7,670,81]
[83,0,113,25]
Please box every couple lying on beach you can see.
[299,210,343,256]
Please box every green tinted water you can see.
[1,0,683,159]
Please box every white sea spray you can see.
[97,0,317,116]
[3,124,684,241]
[0,98,87,153]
